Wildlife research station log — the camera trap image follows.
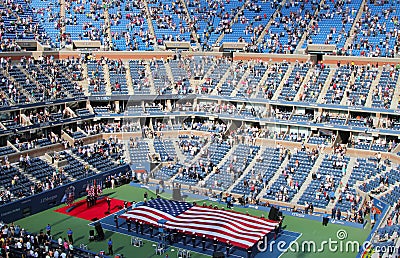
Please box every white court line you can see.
[277,232,303,258]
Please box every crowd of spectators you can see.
[275,145,320,202]
[0,221,76,258]
[259,1,317,54]
[74,137,124,163]
[149,0,193,44]
[350,2,400,57]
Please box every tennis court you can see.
[15,184,370,258]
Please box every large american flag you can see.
[119,199,279,249]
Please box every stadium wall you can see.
[2,50,399,65]
[0,165,130,223]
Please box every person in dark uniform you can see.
[135,220,139,234]
[182,232,187,245]
[201,235,206,251]
[114,215,119,229]
[213,237,217,252]
[127,219,131,232]
[226,241,231,257]
[247,247,252,258]
[106,197,111,212]
[140,222,144,235]
[149,225,153,238]
[171,229,177,243]
[191,233,196,248]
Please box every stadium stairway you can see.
[226,145,266,192]
[317,66,336,103]
[179,0,199,45]
[251,64,275,99]
[365,66,383,108]
[185,140,212,166]
[141,0,156,41]
[102,62,112,95]
[59,0,66,35]
[17,162,39,186]
[123,140,132,165]
[374,182,400,202]
[271,64,294,100]
[390,74,400,110]
[168,140,213,183]
[355,163,390,194]
[255,3,283,45]
[343,0,368,50]
[211,64,233,95]
[231,66,251,97]
[293,66,314,101]
[339,69,356,106]
[326,157,357,211]
[0,68,34,104]
[145,138,156,155]
[69,150,101,174]
[257,153,291,200]
[45,155,75,182]
[20,114,33,127]
[144,61,157,95]
[171,140,188,164]
[197,144,238,187]
[80,62,90,95]
[103,6,112,50]
[214,1,247,45]
[7,141,19,153]
[294,0,325,54]
[163,61,176,90]
[124,62,135,95]
[193,61,218,91]
[17,65,53,99]
[393,144,400,154]
[292,154,324,204]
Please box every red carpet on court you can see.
[54,197,125,221]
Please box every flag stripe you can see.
[119,200,279,249]
[168,213,272,238]
[185,206,277,229]
[119,206,175,225]
[165,205,277,249]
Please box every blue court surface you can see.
[90,210,301,257]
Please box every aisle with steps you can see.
[227,145,266,192]
[291,154,324,204]
[257,154,290,200]
[390,72,400,109]
[317,67,336,103]
[271,65,294,100]
[124,62,135,95]
[326,157,357,211]
[197,144,238,187]
[365,66,383,108]
[103,62,112,95]
[80,62,90,95]
[69,150,101,175]
[172,139,188,164]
